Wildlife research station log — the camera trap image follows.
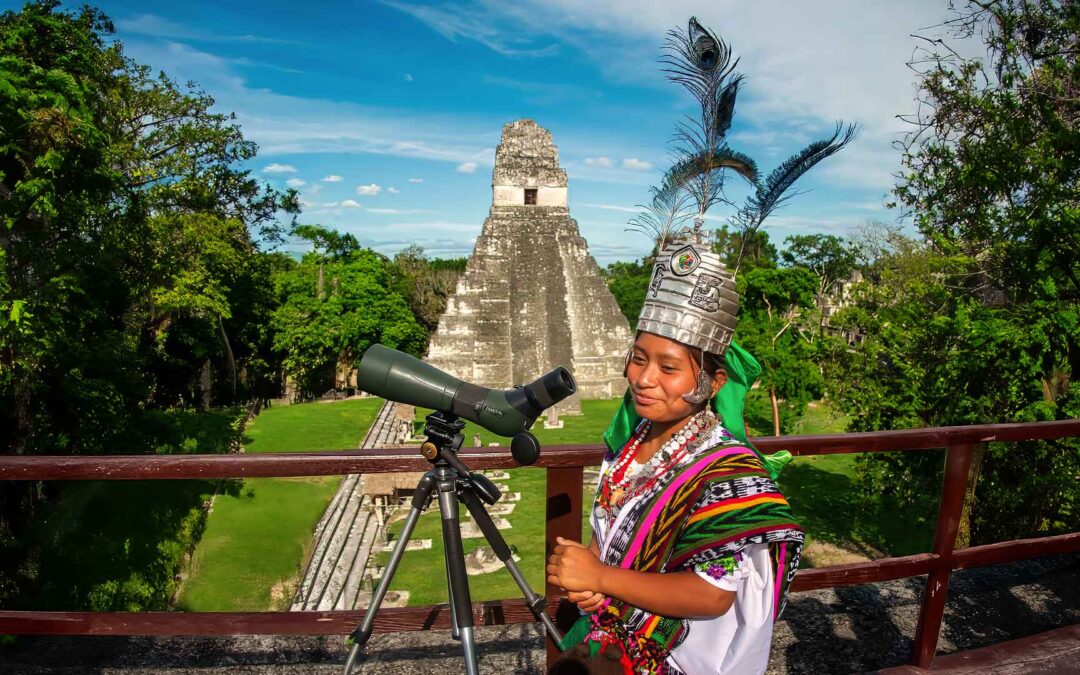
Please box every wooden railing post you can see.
[912,443,974,668]
[545,466,583,669]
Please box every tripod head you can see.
[419,411,502,505]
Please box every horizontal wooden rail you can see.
[2,419,1078,481]
[0,598,556,636]
[790,553,939,592]
[1,418,1077,672]
[952,531,1080,570]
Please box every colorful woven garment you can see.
[563,426,804,674]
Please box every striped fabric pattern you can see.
[584,426,804,673]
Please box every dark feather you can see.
[743,121,858,227]
[664,146,760,191]
[714,76,742,136]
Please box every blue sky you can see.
[28,1,975,264]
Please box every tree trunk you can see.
[217,315,237,404]
[955,442,987,549]
[770,387,781,436]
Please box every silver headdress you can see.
[633,229,740,403]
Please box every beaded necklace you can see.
[598,409,715,519]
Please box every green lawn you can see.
[244,398,383,453]
[177,397,384,611]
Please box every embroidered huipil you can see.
[583,422,803,675]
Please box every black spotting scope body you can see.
[358,344,576,439]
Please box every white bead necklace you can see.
[608,409,713,492]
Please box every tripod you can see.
[343,411,563,675]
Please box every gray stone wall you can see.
[426,120,632,411]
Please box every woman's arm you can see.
[566,537,606,612]
[548,537,735,620]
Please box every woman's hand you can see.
[567,590,606,613]
[547,537,606,593]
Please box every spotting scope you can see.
[357,344,576,463]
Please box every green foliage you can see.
[826,1,1080,546]
[0,0,294,606]
[272,242,427,396]
[735,267,822,433]
[14,406,242,611]
[712,225,777,271]
[391,244,467,332]
[601,259,651,326]
[781,233,858,295]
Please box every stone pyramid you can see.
[426,120,632,413]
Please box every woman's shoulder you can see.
[688,426,775,481]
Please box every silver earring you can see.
[681,367,713,404]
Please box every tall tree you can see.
[272,247,426,397]
[0,1,297,605]
[833,0,1080,544]
[781,233,858,298]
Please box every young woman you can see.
[547,241,803,675]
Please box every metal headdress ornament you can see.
[631,226,739,403]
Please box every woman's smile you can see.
[632,390,659,406]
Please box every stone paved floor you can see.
[4,555,1076,675]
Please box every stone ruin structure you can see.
[426,119,632,413]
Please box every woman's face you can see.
[626,332,721,424]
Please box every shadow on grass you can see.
[780,461,934,561]
[142,407,243,455]
[24,479,219,611]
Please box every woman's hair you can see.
[691,349,726,378]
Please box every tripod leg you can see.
[436,471,480,675]
[458,488,564,646]
[343,472,437,675]
[444,542,461,640]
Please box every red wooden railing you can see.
[1,418,1079,671]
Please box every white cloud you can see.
[585,157,614,168]
[322,201,339,207]
[321,175,343,182]
[263,163,297,173]
[379,0,559,57]
[388,186,400,194]
[299,199,315,208]
[286,178,307,187]
[409,177,424,183]
[368,208,435,215]
[117,13,296,45]
[356,183,382,195]
[622,158,652,171]
[456,162,478,173]
[119,41,500,171]
[341,199,362,208]
[581,203,639,213]
[404,73,414,82]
